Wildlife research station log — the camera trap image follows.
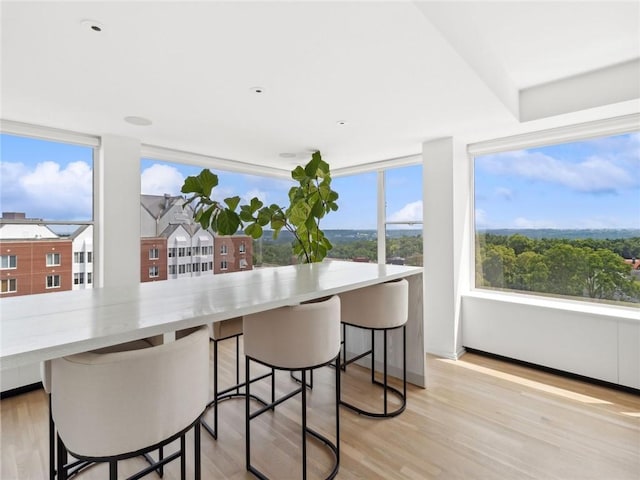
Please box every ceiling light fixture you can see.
[250,86,265,94]
[336,120,347,126]
[124,116,152,126]
[81,19,104,33]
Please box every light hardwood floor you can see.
[1,340,639,480]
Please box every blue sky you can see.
[474,132,640,229]
[1,131,638,230]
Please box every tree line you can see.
[476,233,640,303]
[254,235,424,266]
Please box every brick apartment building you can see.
[0,214,73,297]
[1,197,252,297]
[140,194,252,282]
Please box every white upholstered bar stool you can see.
[243,295,342,480]
[41,337,163,480]
[51,326,209,480]
[339,278,409,418]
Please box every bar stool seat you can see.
[51,326,209,480]
[339,278,409,418]
[243,295,342,480]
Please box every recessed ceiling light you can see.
[250,86,265,94]
[124,116,152,126]
[336,120,347,126]
[81,19,104,33]
[279,153,296,159]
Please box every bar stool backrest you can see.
[340,278,409,329]
[243,295,341,370]
[51,326,209,458]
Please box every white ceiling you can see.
[1,1,639,173]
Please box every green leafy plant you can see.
[181,151,339,263]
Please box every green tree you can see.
[543,244,587,296]
[507,234,534,255]
[512,251,548,291]
[480,244,516,288]
[584,249,636,300]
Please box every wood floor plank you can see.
[1,341,638,479]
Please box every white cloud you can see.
[477,149,638,194]
[475,208,488,227]
[244,189,268,205]
[140,164,185,196]
[0,160,92,220]
[388,201,423,223]
[513,217,557,229]
[495,187,513,200]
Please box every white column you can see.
[96,135,141,288]
[422,137,470,359]
[377,170,386,265]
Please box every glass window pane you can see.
[321,172,378,263]
[474,132,640,306]
[385,164,423,266]
[0,133,94,297]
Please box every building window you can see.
[74,273,84,285]
[186,247,192,256]
[87,252,92,263]
[193,263,200,272]
[0,255,17,269]
[239,258,248,269]
[149,248,159,260]
[178,264,186,274]
[168,265,176,275]
[209,261,213,270]
[74,252,85,263]
[239,243,246,253]
[186,263,192,273]
[168,248,176,258]
[46,253,61,266]
[178,247,186,257]
[149,266,159,278]
[193,246,200,255]
[220,260,228,270]
[87,272,92,284]
[46,275,61,289]
[220,244,228,255]
[201,262,208,272]
[1,278,17,293]
[474,131,640,306]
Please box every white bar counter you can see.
[1,261,424,384]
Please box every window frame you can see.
[468,115,640,308]
[0,124,98,289]
[1,255,17,270]
[46,252,61,267]
[1,278,17,293]
[46,274,61,289]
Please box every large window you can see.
[474,132,640,306]
[0,132,95,296]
